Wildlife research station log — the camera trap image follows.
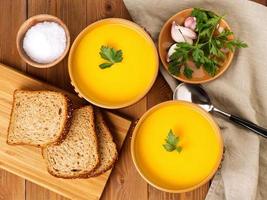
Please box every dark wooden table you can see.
[0,0,266,199]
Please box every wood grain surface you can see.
[0,64,131,200]
[0,0,266,200]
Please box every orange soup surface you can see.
[134,102,222,190]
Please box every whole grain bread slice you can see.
[83,108,118,177]
[7,90,72,147]
[42,106,99,178]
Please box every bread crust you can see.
[6,90,73,147]
[80,108,118,178]
[52,95,73,146]
[42,105,100,179]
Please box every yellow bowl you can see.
[68,18,159,109]
[131,101,223,193]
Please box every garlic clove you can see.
[177,25,197,39]
[167,43,177,62]
[218,26,224,33]
[171,21,196,44]
[171,21,186,43]
[184,17,197,30]
[184,37,193,45]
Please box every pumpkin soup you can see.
[132,101,223,192]
[69,19,158,108]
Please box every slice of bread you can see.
[7,90,72,147]
[83,109,118,177]
[42,106,99,178]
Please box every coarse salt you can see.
[23,21,66,64]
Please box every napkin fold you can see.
[123,0,267,199]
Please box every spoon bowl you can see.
[173,83,213,112]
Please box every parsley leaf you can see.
[183,65,193,79]
[176,146,183,153]
[168,43,193,76]
[168,8,248,79]
[226,39,248,51]
[99,62,113,69]
[166,129,178,146]
[99,46,123,69]
[163,129,182,153]
[163,143,176,152]
[192,48,205,67]
[168,61,180,76]
[203,59,218,76]
[210,39,225,58]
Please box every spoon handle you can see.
[213,108,267,138]
[229,115,267,138]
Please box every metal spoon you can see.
[173,83,267,138]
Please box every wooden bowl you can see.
[131,100,223,193]
[158,8,234,84]
[16,14,70,68]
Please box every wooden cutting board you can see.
[0,63,132,200]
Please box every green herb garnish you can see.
[99,45,123,69]
[168,8,248,78]
[183,65,193,79]
[163,129,182,153]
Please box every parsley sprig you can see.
[163,129,182,153]
[168,8,248,78]
[99,46,123,69]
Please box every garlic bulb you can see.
[184,17,197,30]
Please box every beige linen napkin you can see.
[123,0,267,199]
